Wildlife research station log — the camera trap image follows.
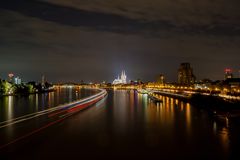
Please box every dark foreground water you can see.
[1,89,240,159]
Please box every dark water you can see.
[1,89,240,159]
[0,87,99,122]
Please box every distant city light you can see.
[8,73,14,78]
[225,68,232,73]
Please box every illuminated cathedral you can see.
[112,71,127,85]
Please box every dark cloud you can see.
[0,0,240,82]
[41,0,240,35]
[1,0,240,36]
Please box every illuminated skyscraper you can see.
[178,63,195,85]
[14,77,22,85]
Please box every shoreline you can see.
[0,89,56,98]
[152,91,240,118]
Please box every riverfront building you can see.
[113,71,127,85]
[156,74,165,84]
[178,63,196,85]
[224,68,233,80]
[14,77,22,85]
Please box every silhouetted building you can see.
[224,78,240,88]
[157,74,165,84]
[178,63,196,85]
[224,68,233,80]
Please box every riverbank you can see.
[0,88,56,97]
[190,94,240,118]
[153,91,240,118]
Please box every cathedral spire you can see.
[113,70,127,85]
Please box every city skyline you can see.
[1,0,240,82]
[1,65,240,84]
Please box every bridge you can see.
[53,83,240,101]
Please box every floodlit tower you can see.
[121,70,127,84]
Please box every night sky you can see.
[0,0,240,83]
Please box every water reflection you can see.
[220,127,229,151]
[35,93,39,110]
[186,103,191,134]
[212,118,230,154]
[6,96,14,120]
[0,88,99,122]
[41,94,45,109]
[3,96,14,139]
[213,121,217,134]
[0,89,234,158]
[68,87,73,102]
[129,90,135,120]
[111,90,231,157]
[113,90,128,133]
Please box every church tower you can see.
[112,70,127,84]
[121,70,127,84]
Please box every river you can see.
[1,89,240,159]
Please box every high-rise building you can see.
[178,63,196,85]
[157,74,165,84]
[14,77,22,85]
[224,68,233,80]
[113,70,127,84]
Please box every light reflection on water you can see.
[109,90,232,157]
[212,117,230,155]
[0,89,237,158]
[186,103,191,134]
[7,96,14,120]
[220,127,229,152]
[0,88,99,122]
[35,93,39,111]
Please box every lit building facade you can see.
[113,71,127,85]
[178,63,196,85]
[224,68,233,80]
[14,77,22,85]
